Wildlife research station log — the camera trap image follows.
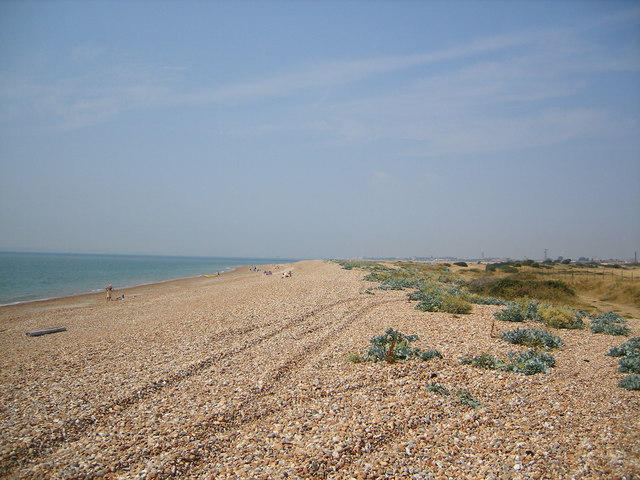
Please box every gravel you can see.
[0,260,638,479]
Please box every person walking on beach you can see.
[106,285,113,302]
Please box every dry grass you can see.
[454,264,640,313]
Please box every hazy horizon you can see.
[1,1,639,261]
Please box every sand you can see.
[0,260,638,479]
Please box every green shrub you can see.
[364,271,425,290]
[494,302,526,322]
[501,328,563,350]
[454,262,468,267]
[468,275,575,302]
[507,350,556,374]
[619,375,640,390]
[538,305,585,329]
[440,295,473,314]
[607,337,640,357]
[618,356,640,374]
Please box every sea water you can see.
[0,252,297,306]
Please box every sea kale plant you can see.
[362,328,443,364]
[618,375,640,391]
[506,350,556,374]
[606,337,640,358]
[618,356,640,374]
[605,337,640,390]
[493,302,528,322]
[590,311,630,336]
[500,328,563,350]
[461,349,556,375]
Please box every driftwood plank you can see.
[26,327,67,337]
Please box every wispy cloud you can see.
[1,6,637,146]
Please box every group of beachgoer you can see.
[254,267,293,278]
[105,285,125,302]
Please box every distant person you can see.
[106,285,113,302]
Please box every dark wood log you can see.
[26,327,67,337]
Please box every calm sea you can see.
[0,252,298,306]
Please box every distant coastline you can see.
[0,252,299,306]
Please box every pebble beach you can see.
[1,260,638,479]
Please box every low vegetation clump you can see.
[440,295,473,314]
[500,328,563,350]
[464,294,506,305]
[590,311,630,336]
[426,382,449,395]
[345,352,363,363]
[460,352,507,370]
[485,263,519,273]
[412,288,473,314]
[414,292,444,312]
[356,328,443,364]
[537,305,586,329]
[336,260,383,271]
[605,337,640,390]
[618,375,640,391]
[493,301,529,322]
[461,349,556,375]
[467,274,576,303]
[456,390,483,409]
[494,299,543,323]
[593,311,626,324]
[364,269,425,290]
[425,383,483,408]
[339,261,475,315]
[493,300,585,329]
[506,350,556,374]
[606,337,640,358]
[618,356,640,374]
[416,349,444,361]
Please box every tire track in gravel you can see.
[0,295,383,478]
[117,297,407,479]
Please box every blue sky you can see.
[0,1,638,260]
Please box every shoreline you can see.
[0,252,301,308]
[0,268,237,309]
[0,260,295,317]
